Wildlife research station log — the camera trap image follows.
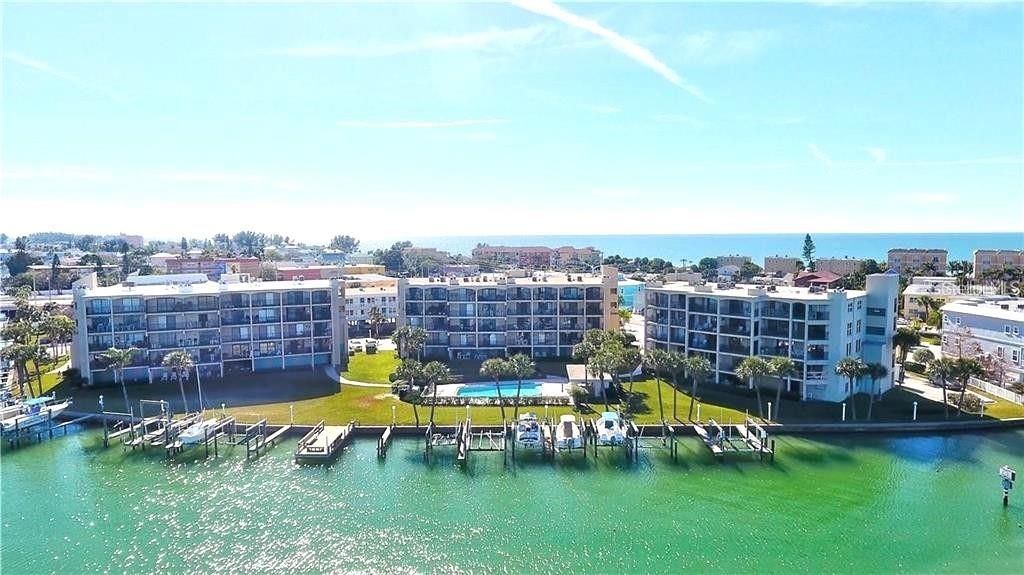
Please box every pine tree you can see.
[802,234,816,272]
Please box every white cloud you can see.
[4,51,122,101]
[676,30,778,66]
[336,119,508,129]
[585,104,620,114]
[808,143,834,166]
[277,26,547,57]
[864,147,887,163]
[510,0,709,102]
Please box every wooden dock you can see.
[294,420,354,463]
[693,421,725,457]
[377,424,394,459]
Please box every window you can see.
[856,300,863,310]
[855,340,861,353]
[956,317,961,325]
[856,320,862,332]
[846,342,852,355]
[1006,325,1012,335]
[867,307,885,317]
[1012,349,1020,364]
[847,303,854,313]
[1015,327,1021,337]
[996,346,1004,358]
[847,322,853,336]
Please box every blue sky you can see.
[2,1,1021,242]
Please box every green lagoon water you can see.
[2,430,1023,574]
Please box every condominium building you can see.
[941,297,1024,384]
[716,255,752,268]
[644,273,899,402]
[902,276,999,320]
[345,285,398,337]
[887,248,947,274]
[71,273,348,386]
[764,256,802,276]
[973,250,1024,277]
[166,257,261,279]
[471,245,602,270]
[397,266,619,361]
[814,257,864,276]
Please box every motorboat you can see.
[178,418,220,445]
[515,412,542,448]
[0,396,71,432]
[554,414,583,450]
[596,411,626,446]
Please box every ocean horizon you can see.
[364,232,1023,264]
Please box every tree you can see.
[697,257,718,278]
[835,356,868,421]
[1,344,36,397]
[480,358,510,421]
[571,339,598,397]
[912,348,935,367]
[864,363,888,421]
[951,357,985,418]
[736,357,771,419]
[739,261,763,282]
[161,350,194,413]
[180,237,189,252]
[802,234,816,271]
[768,356,798,421]
[40,313,74,357]
[367,306,384,339]
[506,354,535,419]
[392,359,424,425]
[213,233,232,252]
[616,307,632,327]
[917,296,943,321]
[422,361,452,426]
[5,236,41,276]
[893,327,921,385]
[328,235,360,255]
[590,338,624,412]
[404,388,423,427]
[685,355,713,421]
[926,357,957,419]
[391,326,426,360]
[48,254,61,294]
[101,347,139,412]
[643,349,672,422]
[372,241,413,274]
[232,231,266,258]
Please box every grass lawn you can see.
[340,351,399,384]
[13,352,69,397]
[920,334,940,345]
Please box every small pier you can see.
[294,420,354,463]
[625,420,679,463]
[165,415,236,459]
[377,424,395,459]
[692,418,774,462]
[693,420,725,457]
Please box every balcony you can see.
[720,301,751,317]
[720,319,752,337]
[806,346,828,361]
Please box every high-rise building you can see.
[973,250,1024,277]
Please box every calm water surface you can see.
[2,430,1023,574]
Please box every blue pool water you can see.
[457,381,545,398]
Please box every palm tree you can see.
[1,343,36,397]
[392,359,424,426]
[735,357,771,419]
[835,356,868,421]
[27,344,48,397]
[912,348,935,367]
[864,362,889,421]
[506,354,535,419]
[161,350,194,413]
[480,358,509,421]
[917,295,942,321]
[621,346,642,397]
[616,308,632,327]
[422,361,452,425]
[367,306,384,339]
[404,387,423,427]
[685,355,713,422]
[101,347,139,412]
[391,326,411,359]
[643,349,671,422]
[406,327,426,361]
[768,356,798,421]
[951,357,985,418]
[926,357,957,419]
[590,339,625,412]
[571,339,598,396]
[663,352,687,423]
[893,327,921,386]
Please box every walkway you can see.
[901,373,948,404]
[323,366,391,388]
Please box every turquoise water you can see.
[378,232,1024,261]
[2,429,1023,573]
[457,381,544,398]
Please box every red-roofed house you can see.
[793,271,843,288]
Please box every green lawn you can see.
[340,351,399,384]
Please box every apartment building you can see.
[973,250,1024,277]
[277,264,387,280]
[644,273,899,402]
[764,256,802,276]
[471,245,602,269]
[902,276,999,320]
[716,255,752,268]
[166,257,261,279]
[346,285,398,337]
[814,257,864,276]
[71,273,347,386]
[397,266,619,361]
[887,248,947,274]
[941,297,1024,384]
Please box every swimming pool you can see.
[456,381,545,398]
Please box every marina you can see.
[1,428,1022,573]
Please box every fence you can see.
[969,377,1024,405]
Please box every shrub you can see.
[903,361,925,375]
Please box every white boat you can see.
[0,397,71,432]
[515,412,542,448]
[178,418,220,445]
[554,414,583,450]
[596,411,626,446]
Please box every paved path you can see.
[900,372,948,403]
[324,366,392,388]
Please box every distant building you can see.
[443,263,481,276]
[319,249,347,265]
[716,255,752,268]
[716,265,741,282]
[887,248,947,275]
[941,297,1024,384]
[973,249,1024,277]
[902,276,999,320]
[763,256,802,275]
[277,264,388,280]
[403,246,451,260]
[166,257,260,280]
[814,257,864,276]
[792,271,844,289]
[345,252,376,265]
[148,252,178,271]
[471,245,602,270]
[345,285,399,337]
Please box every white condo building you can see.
[644,273,899,402]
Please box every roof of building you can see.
[78,278,335,297]
[406,272,608,286]
[903,281,998,297]
[649,281,866,301]
[941,298,1024,321]
[346,285,397,296]
[795,271,842,283]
